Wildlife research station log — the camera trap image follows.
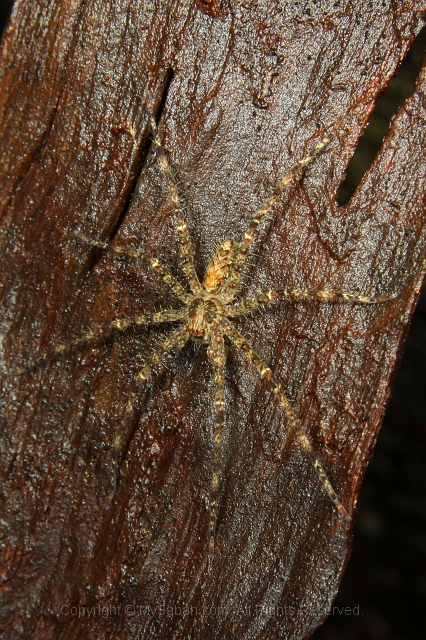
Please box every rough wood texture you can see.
[1,2,426,639]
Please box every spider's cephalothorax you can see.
[187,295,225,339]
[15,99,397,561]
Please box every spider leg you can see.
[75,231,191,303]
[146,98,202,295]
[221,317,351,521]
[109,324,190,500]
[11,309,186,375]
[223,134,334,303]
[206,328,226,559]
[226,288,397,318]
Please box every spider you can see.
[14,98,396,559]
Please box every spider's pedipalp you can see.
[206,328,226,558]
[75,231,192,303]
[221,317,351,521]
[110,324,190,499]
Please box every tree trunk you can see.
[1,1,425,639]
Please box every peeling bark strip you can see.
[1,2,426,639]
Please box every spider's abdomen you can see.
[203,239,235,294]
[187,297,224,338]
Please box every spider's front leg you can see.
[221,318,351,522]
[146,97,202,296]
[222,132,334,303]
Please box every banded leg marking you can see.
[11,308,186,375]
[75,231,191,303]
[223,134,333,302]
[206,329,226,558]
[109,325,190,499]
[221,318,351,521]
[226,288,397,318]
[146,100,201,294]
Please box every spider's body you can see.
[185,241,234,339]
[15,99,396,561]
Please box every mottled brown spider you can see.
[15,99,396,560]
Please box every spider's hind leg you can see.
[206,328,226,559]
[75,231,191,304]
[108,324,189,502]
[221,318,351,522]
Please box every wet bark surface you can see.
[1,1,426,639]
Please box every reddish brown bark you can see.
[1,1,426,639]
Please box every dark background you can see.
[315,22,426,640]
[1,3,425,639]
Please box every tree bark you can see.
[1,1,425,639]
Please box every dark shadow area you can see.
[315,298,426,640]
[338,24,426,205]
[317,25,426,640]
[106,69,175,248]
[0,0,12,36]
